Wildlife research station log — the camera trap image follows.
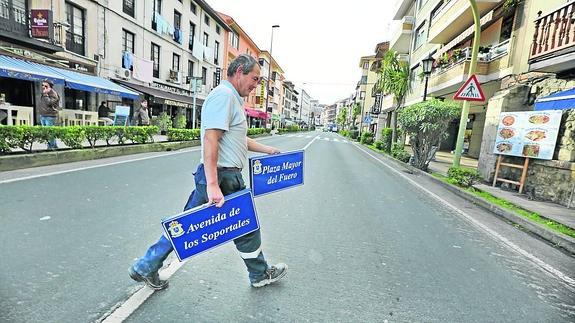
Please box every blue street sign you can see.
[363,115,372,124]
[161,189,259,261]
[249,150,305,197]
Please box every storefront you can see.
[0,54,139,125]
[244,107,268,128]
[118,81,203,129]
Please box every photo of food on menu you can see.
[493,110,562,160]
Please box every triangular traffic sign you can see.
[454,74,485,101]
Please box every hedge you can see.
[0,125,270,153]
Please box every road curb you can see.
[363,145,575,255]
[0,141,200,172]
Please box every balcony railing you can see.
[530,1,575,59]
[66,31,85,56]
[432,39,510,74]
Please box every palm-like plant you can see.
[378,50,411,144]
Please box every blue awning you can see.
[0,55,64,84]
[47,66,140,99]
[534,88,575,111]
[0,55,139,99]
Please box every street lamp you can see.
[265,25,279,129]
[421,56,434,101]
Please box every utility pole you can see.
[453,0,481,167]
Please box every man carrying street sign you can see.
[129,54,288,290]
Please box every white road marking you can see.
[353,144,575,288]
[303,136,319,150]
[101,258,187,323]
[0,148,200,185]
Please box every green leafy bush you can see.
[360,132,375,145]
[58,126,86,149]
[16,126,49,152]
[125,126,158,144]
[247,128,267,136]
[447,166,481,188]
[155,112,172,132]
[84,126,107,148]
[339,129,349,137]
[374,140,384,150]
[0,126,20,153]
[381,128,393,152]
[173,114,187,129]
[167,128,200,141]
[391,143,411,163]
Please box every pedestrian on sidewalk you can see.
[129,54,288,290]
[38,80,60,150]
[133,100,150,126]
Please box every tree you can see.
[351,102,361,129]
[378,50,411,144]
[336,108,347,130]
[397,99,460,170]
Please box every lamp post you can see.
[421,56,434,101]
[264,25,279,129]
[358,90,366,139]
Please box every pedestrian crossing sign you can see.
[454,75,485,101]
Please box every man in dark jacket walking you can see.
[38,80,60,150]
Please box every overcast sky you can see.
[207,0,396,105]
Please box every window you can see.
[203,32,208,46]
[414,22,427,50]
[216,25,221,35]
[173,10,181,30]
[154,0,162,14]
[214,41,219,65]
[409,65,419,92]
[230,31,239,50]
[188,60,194,77]
[430,1,443,24]
[213,71,218,88]
[189,22,195,51]
[363,61,369,69]
[123,0,135,17]
[202,67,207,85]
[65,2,85,56]
[151,43,160,78]
[500,14,514,42]
[122,29,135,53]
[172,53,180,71]
[190,2,196,14]
[204,14,210,26]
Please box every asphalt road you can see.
[1,132,574,322]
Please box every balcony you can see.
[529,1,575,73]
[65,31,85,56]
[389,16,414,54]
[428,40,510,96]
[0,2,27,37]
[428,0,501,44]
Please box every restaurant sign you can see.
[152,97,191,108]
[493,110,562,160]
[31,10,53,39]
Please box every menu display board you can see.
[493,110,562,160]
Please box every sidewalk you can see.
[428,151,575,231]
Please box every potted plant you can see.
[155,112,172,135]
